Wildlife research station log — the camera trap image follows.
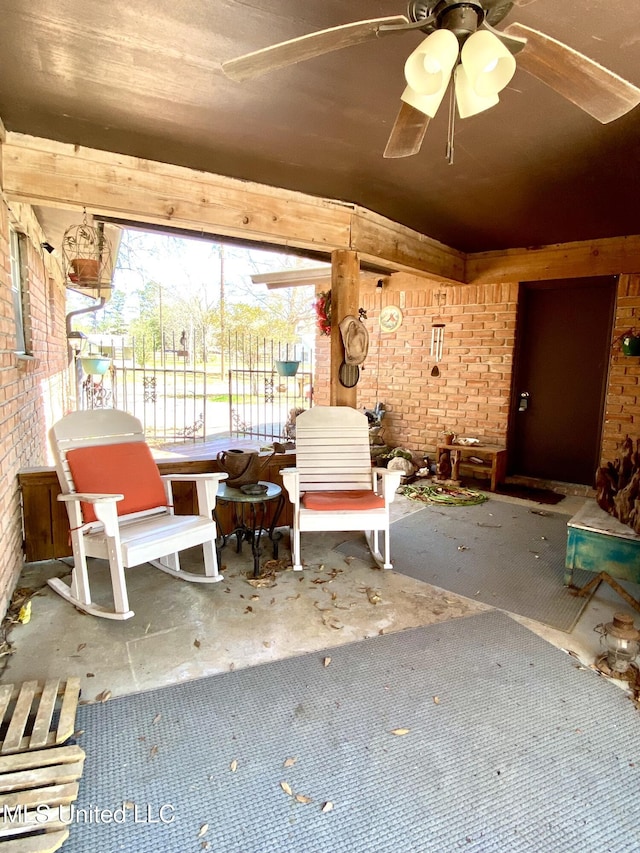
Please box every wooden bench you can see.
[565,501,640,586]
[436,443,507,492]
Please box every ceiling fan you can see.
[221,1,640,159]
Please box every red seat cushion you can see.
[66,442,167,523]
[302,490,385,511]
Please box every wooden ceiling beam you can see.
[466,236,640,284]
[1,133,466,284]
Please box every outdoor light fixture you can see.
[401,27,516,122]
[595,612,640,678]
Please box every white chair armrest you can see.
[58,492,123,503]
[58,492,121,536]
[160,473,228,483]
[371,468,402,503]
[159,473,228,517]
[281,468,300,506]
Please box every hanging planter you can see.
[62,210,114,292]
[275,360,300,377]
[621,330,640,356]
[79,356,111,375]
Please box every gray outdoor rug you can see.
[60,611,639,853]
[335,499,593,631]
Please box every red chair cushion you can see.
[302,490,385,511]
[66,442,167,523]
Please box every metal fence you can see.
[227,332,312,442]
[76,331,313,445]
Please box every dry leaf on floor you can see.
[194,639,201,648]
[198,824,209,837]
[295,794,312,804]
[344,556,355,565]
[283,757,297,768]
[153,713,161,724]
[366,588,382,605]
[244,606,253,614]
[229,662,235,671]
[433,696,441,704]
[323,656,331,667]
[250,594,260,601]
[86,672,94,678]
[247,575,276,588]
[95,690,111,703]
[270,598,276,605]
[77,643,86,652]
[322,616,343,630]
[230,759,238,772]
[286,594,301,601]
[321,802,334,813]
[391,728,410,736]
[263,641,272,648]
[150,745,159,758]
[123,801,135,810]
[280,781,293,796]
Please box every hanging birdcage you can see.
[62,210,114,293]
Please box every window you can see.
[9,229,27,354]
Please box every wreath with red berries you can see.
[314,290,332,336]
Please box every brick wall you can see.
[602,273,640,463]
[315,271,640,469]
[314,276,518,455]
[0,194,70,617]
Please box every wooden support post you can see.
[330,250,360,407]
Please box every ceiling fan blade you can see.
[222,15,410,83]
[505,22,640,123]
[383,102,430,159]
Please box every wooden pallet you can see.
[0,744,85,851]
[0,680,81,756]
[0,680,84,851]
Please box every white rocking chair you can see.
[49,409,227,620]
[282,406,402,571]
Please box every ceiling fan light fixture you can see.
[454,64,499,118]
[461,30,516,97]
[404,29,459,96]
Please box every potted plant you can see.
[620,329,640,357]
[442,428,456,445]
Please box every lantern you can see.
[595,612,640,677]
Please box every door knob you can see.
[518,391,530,412]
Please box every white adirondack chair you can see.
[281,406,402,571]
[49,409,227,620]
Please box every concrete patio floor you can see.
[3,493,639,706]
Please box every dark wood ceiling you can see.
[1,0,639,253]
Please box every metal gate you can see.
[75,331,313,445]
[227,333,313,442]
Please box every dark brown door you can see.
[509,276,616,485]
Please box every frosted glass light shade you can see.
[404,30,459,96]
[454,64,499,118]
[461,30,516,97]
[401,82,449,119]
